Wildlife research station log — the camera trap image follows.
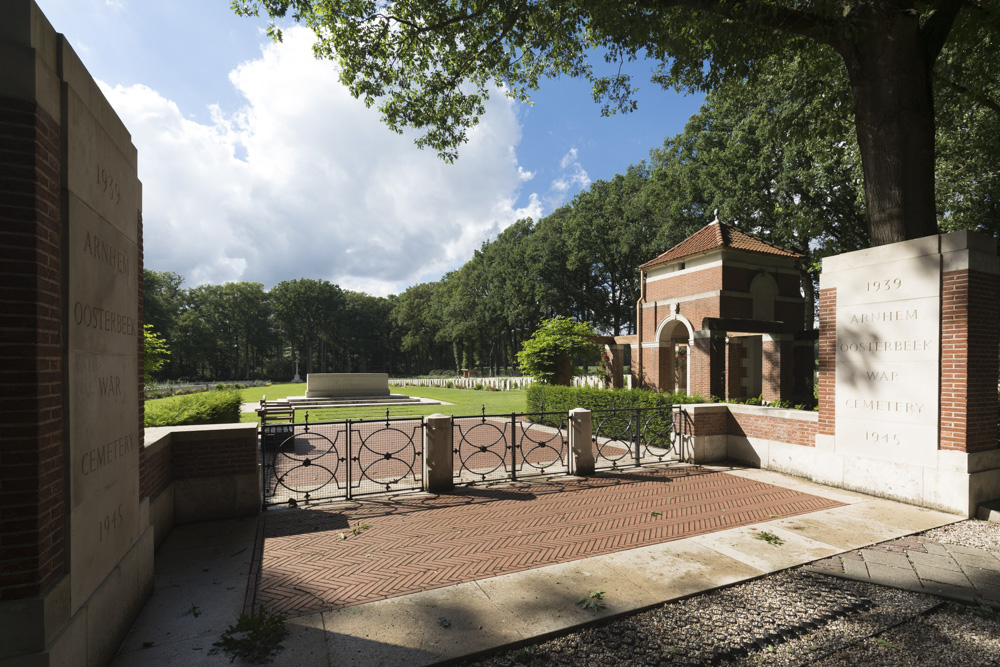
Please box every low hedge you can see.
[526,384,707,415]
[144,389,243,427]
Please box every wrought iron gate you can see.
[592,405,683,470]
[452,410,570,482]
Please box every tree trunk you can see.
[837,12,939,245]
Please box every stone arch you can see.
[655,313,695,344]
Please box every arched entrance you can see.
[655,315,695,394]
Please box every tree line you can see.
[146,40,998,382]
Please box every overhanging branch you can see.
[629,0,836,42]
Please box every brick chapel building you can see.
[618,218,816,403]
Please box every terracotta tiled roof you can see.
[639,221,801,269]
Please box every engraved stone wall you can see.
[62,38,143,610]
[826,242,941,466]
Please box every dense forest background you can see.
[145,45,999,382]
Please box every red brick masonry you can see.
[0,98,65,600]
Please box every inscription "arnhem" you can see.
[839,340,933,353]
[843,399,925,414]
[83,231,130,277]
[74,302,136,336]
[81,433,135,475]
[849,309,918,324]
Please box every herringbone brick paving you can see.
[255,465,843,618]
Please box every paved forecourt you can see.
[111,465,962,666]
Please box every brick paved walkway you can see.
[255,465,843,618]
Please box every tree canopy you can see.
[516,317,600,385]
[234,0,1000,246]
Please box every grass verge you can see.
[145,384,528,424]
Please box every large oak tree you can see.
[233,0,997,246]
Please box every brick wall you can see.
[940,269,1000,453]
[646,264,723,302]
[727,409,818,447]
[170,430,259,479]
[138,425,259,539]
[817,288,836,436]
[0,98,65,600]
[139,439,173,501]
[686,409,729,436]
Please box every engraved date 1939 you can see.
[866,278,901,292]
[96,161,121,204]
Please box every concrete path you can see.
[807,533,1000,605]
[112,466,966,667]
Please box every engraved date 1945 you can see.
[98,504,124,542]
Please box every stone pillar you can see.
[817,288,837,439]
[603,344,625,389]
[761,334,794,403]
[422,414,454,494]
[568,408,594,476]
[819,232,1000,516]
[688,334,713,398]
[725,337,746,400]
[677,343,690,395]
[1,4,151,665]
[940,234,1000,454]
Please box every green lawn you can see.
[144,383,528,424]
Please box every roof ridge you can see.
[639,220,801,270]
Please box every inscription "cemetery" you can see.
[81,432,135,475]
[843,399,925,413]
[73,302,137,336]
[83,230,130,277]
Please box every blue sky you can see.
[35,0,705,295]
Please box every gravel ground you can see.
[460,520,1000,667]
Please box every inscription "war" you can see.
[98,375,121,397]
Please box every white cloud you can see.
[559,148,579,169]
[99,26,538,295]
[547,147,591,205]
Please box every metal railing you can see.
[261,412,424,507]
[260,405,687,508]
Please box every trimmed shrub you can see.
[526,384,707,415]
[144,389,243,427]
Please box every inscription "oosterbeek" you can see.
[844,399,925,414]
[83,230,130,277]
[839,340,933,353]
[74,302,137,336]
[81,433,135,475]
